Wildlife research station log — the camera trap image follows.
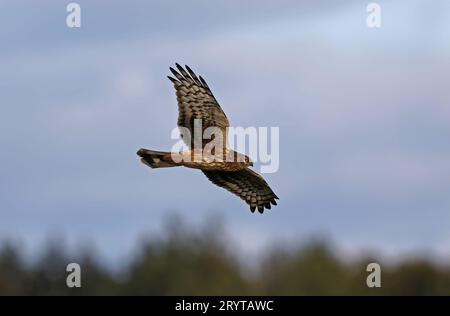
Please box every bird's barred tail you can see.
[137,149,179,168]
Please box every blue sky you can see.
[0,0,449,263]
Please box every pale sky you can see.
[0,0,449,263]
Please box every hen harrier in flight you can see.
[137,64,278,213]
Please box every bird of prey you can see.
[137,64,278,213]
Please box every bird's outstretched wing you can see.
[168,64,229,149]
[202,168,279,213]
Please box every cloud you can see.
[0,0,449,261]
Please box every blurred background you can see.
[0,0,449,295]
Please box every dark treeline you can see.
[1,216,449,295]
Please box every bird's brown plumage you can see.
[168,64,229,149]
[138,64,278,213]
[202,168,278,213]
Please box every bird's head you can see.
[244,155,253,167]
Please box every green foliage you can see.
[0,218,449,295]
